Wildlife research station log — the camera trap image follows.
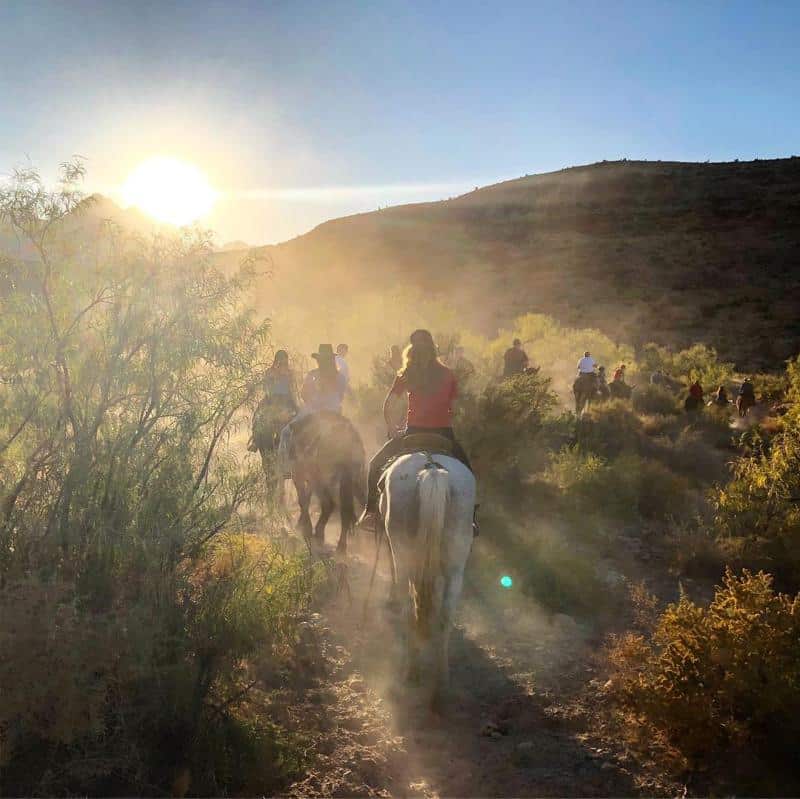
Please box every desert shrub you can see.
[632,383,680,416]
[640,342,735,389]
[0,164,313,795]
[713,418,800,583]
[545,449,694,528]
[607,570,800,779]
[456,370,558,481]
[752,371,788,403]
[648,427,729,486]
[575,401,644,458]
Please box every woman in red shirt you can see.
[359,329,471,525]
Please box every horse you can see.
[573,373,597,415]
[609,381,633,400]
[379,449,476,710]
[684,395,703,413]
[736,393,756,418]
[249,398,295,502]
[280,411,365,553]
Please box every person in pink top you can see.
[358,329,471,527]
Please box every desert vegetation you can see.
[3,163,800,796]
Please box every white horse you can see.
[379,452,476,709]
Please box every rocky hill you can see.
[254,158,800,370]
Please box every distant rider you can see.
[249,349,298,452]
[739,377,755,401]
[503,338,529,378]
[335,343,351,390]
[597,365,610,399]
[451,345,476,386]
[300,344,347,414]
[612,364,627,384]
[714,385,729,406]
[577,350,596,377]
[358,329,471,530]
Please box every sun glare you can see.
[121,157,217,226]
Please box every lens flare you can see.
[500,575,513,589]
[121,156,217,226]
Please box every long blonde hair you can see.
[399,329,445,395]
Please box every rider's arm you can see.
[383,376,405,435]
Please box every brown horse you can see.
[573,373,597,415]
[737,393,756,418]
[280,411,366,553]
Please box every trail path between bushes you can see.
[286,533,678,798]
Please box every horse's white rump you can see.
[379,452,476,705]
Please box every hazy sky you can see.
[1,0,799,244]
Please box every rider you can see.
[597,365,610,399]
[300,344,347,414]
[739,377,755,400]
[612,364,627,384]
[714,385,729,406]
[577,350,596,377]
[249,349,298,452]
[264,350,298,412]
[503,338,529,378]
[689,379,704,402]
[358,329,471,529]
[335,343,351,390]
[451,345,476,386]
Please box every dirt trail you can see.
[288,533,657,798]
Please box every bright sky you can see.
[1,0,799,244]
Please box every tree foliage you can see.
[0,163,311,794]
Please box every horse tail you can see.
[413,464,449,637]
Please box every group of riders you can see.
[573,350,632,404]
[251,334,760,540]
[250,330,477,534]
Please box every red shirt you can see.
[391,366,458,428]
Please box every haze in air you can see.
[1,2,800,796]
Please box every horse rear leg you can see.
[295,478,313,541]
[314,484,335,545]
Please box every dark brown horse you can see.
[737,393,756,418]
[280,411,366,553]
[573,373,597,415]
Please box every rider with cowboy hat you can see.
[301,344,347,414]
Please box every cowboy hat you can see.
[311,343,335,362]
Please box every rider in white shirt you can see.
[335,343,350,389]
[577,351,596,374]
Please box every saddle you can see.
[376,432,464,489]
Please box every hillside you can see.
[254,158,800,371]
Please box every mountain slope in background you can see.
[255,158,800,370]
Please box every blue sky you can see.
[1,0,798,243]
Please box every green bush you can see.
[713,418,800,582]
[456,370,558,481]
[607,570,800,781]
[545,449,694,528]
[575,401,644,458]
[632,384,681,416]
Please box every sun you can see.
[121,156,218,226]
